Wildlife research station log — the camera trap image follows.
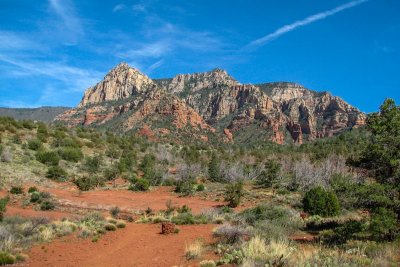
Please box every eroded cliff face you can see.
[78,63,155,107]
[56,63,366,144]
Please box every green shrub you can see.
[84,155,103,173]
[256,160,281,188]
[36,150,60,166]
[129,178,150,192]
[303,186,340,217]
[40,200,55,210]
[224,181,243,208]
[116,221,126,228]
[10,186,23,194]
[103,166,119,181]
[74,176,104,191]
[21,120,35,129]
[0,251,15,265]
[28,186,38,193]
[369,207,398,240]
[27,139,43,151]
[58,147,83,162]
[175,179,196,196]
[46,166,68,181]
[110,206,120,218]
[172,212,195,225]
[177,205,191,214]
[104,223,117,231]
[319,220,364,245]
[196,184,205,191]
[30,192,41,203]
[11,134,21,144]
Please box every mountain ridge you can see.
[55,63,366,144]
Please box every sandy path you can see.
[28,223,217,267]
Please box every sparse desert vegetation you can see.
[0,98,399,266]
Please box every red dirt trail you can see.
[28,223,217,267]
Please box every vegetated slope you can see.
[0,107,70,123]
[56,62,366,145]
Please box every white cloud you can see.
[146,59,164,73]
[247,0,368,48]
[48,0,84,45]
[113,4,126,13]
[0,54,102,93]
[0,31,42,51]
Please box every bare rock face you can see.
[56,63,366,144]
[79,63,155,107]
[156,68,238,94]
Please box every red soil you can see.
[41,186,224,214]
[28,223,217,267]
[5,205,73,220]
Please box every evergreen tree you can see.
[362,99,400,185]
[208,153,220,182]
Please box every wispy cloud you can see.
[146,59,164,73]
[48,0,84,45]
[0,54,102,93]
[0,31,42,51]
[247,0,368,48]
[112,4,126,13]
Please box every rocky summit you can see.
[55,63,366,144]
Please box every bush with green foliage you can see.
[46,166,68,181]
[30,192,41,203]
[36,122,48,142]
[27,139,43,151]
[84,155,103,173]
[175,179,196,196]
[0,251,15,265]
[10,186,23,194]
[256,160,281,188]
[369,207,398,240]
[110,206,121,218]
[129,178,150,191]
[319,220,364,245]
[74,176,104,191]
[28,186,38,193]
[103,166,119,181]
[196,184,205,191]
[303,186,340,217]
[36,150,60,166]
[40,200,55,210]
[224,181,243,208]
[58,147,83,162]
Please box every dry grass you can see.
[185,239,204,260]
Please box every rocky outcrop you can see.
[79,63,155,107]
[155,68,238,94]
[56,63,366,144]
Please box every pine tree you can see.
[208,153,220,182]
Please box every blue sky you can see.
[0,0,399,112]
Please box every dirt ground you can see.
[27,223,218,267]
[41,186,225,214]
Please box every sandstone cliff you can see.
[56,63,366,144]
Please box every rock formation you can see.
[55,63,366,144]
